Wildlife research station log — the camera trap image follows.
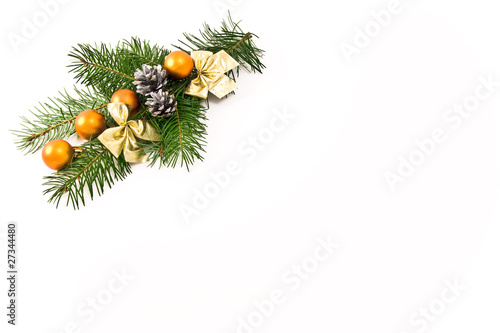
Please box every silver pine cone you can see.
[146,90,177,118]
[133,64,168,95]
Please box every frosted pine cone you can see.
[146,90,177,118]
[133,64,168,95]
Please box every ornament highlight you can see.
[164,51,194,80]
[75,110,107,140]
[98,103,161,163]
[110,89,140,116]
[42,140,75,170]
[185,50,239,99]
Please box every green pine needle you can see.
[120,37,171,67]
[68,42,136,98]
[142,95,208,170]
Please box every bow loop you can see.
[98,103,161,163]
[108,103,130,126]
[185,50,239,99]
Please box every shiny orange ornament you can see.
[42,140,75,170]
[110,89,140,116]
[164,51,194,80]
[74,110,107,140]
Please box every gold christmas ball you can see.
[75,110,107,140]
[164,51,194,80]
[42,140,75,171]
[110,89,140,116]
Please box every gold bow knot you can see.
[98,103,161,163]
[185,50,239,99]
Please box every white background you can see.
[1,0,500,332]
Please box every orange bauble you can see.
[164,51,194,80]
[42,140,75,171]
[75,110,107,140]
[110,89,140,116]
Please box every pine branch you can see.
[42,140,132,209]
[68,42,137,97]
[175,105,184,152]
[12,86,109,154]
[227,32,252,53]
[141,95,207,170]
[165,72,198,97]
[120,37,171,67]
[174,12,265,76]
[24,103,107,143]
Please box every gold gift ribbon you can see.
[98,103,161,163]
[185,50,239,99]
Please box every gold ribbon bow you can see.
[98,103,161,163]
[185,50,239,99]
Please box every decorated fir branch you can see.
[174,14,265,76]
[12,14,265,209]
